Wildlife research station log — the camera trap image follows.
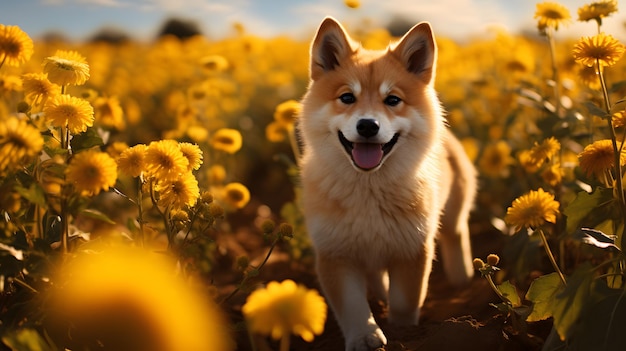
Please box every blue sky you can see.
[1,0,622,42]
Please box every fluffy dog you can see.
[298,17,477,350]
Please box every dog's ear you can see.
[310,17,354,80]
[391,22,437,85]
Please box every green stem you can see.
[137,177,145,247]
[538,229,567,286]
[485,274,511,305]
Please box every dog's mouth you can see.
[338,131,399,171]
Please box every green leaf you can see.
[583,101,609,118]
[14,184,46,208]
[1,328,54,351]
[79,208,116,225]
[70,127,103,152]
[525,272,563,322]
[563,187,616,235]
[498,280,521,307]
[551,264,593,341]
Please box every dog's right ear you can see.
[310,17,354,80]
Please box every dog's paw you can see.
[345,325,387,351]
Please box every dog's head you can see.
[300,17,443,172]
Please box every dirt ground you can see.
[213,206,553,351]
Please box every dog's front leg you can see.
[316,254,387,351]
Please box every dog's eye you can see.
[339,93,356,104]
[384,95,402,107]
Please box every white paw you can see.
[345,325,387,351]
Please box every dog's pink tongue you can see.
[352,143,383,170]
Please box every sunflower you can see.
[519,150,544,173]
[43,50,90,86]
[577,0,618,23]
[66,149,118,196]
[0,24,33,67]
[265,121,288,143]
[221,182,250,210]
[242,279,327,342]
[478,141,514,178]
[534,2,572,31]
[44,94,94,134]
[273,100,301,127]
[178,142,203,171]
[21,73,60,106]
[156,172,200,209]
[578,139,625,179]
[0,117,44,174]
[211,128,242,154]
[144,140,189,180]
[117,144,147,178]
[505,188,560,230]
[573,33,625,68]
[46,244,232,351]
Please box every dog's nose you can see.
[356,119,379,138]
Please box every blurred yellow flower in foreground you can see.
[573,32,624,68]
[344,0,360,9]
[43,50,90,86]
[0,24,33,67]
[534,1,572,31]
[505,188,560,230]
[243,279,327,342]
[45,244,232,351]
[66,149,118,196]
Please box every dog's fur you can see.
[298,18,477,351]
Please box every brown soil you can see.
[215,211,552,351]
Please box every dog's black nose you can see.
[356,119,379,138]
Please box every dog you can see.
[298,17,477,350]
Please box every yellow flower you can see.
[66,149,118,196]
[156,172,200,209]
[22,73,60,106]
[211,128,242,154]
[94,96,125,130]
[577,0,618,23]
[242,280,327,342]
[200,55,229,73]
[221,182,250,210]
[106,141,128,159]
[46,244,232,351]
[274,100,301,127]
[344,0,360,9]
[534,2,572,30]
[117,144,147,178]
[0,24,33,67]
[519,150,544,173]
[573,33,625,68]
[479,141,514,178]
[265,121,288,143]
[0,117,44,174]
[612,110,626,128]
[578,139,625,178]
[43,50,90,86]
[207,164,227,185]
[531,137,561,162]
[178,142,203,171]
[44,94,94,134]
[144,140,189,180]
[505,188,560,230]
[542,163,564,187]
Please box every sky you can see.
[1,0,624,42]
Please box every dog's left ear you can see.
[391,22,437,85]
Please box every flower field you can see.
[2,1,626,350]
